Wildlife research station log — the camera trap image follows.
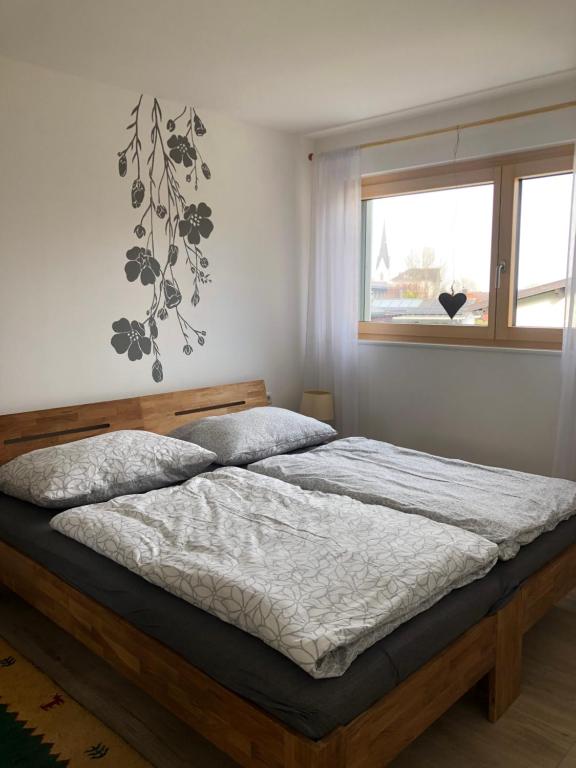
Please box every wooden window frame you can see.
[359,145,574,349]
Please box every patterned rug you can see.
[0,637,151,767]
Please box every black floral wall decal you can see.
[111,95,213,382]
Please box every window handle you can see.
[496,261,506,288]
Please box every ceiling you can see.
[1,0,575,133]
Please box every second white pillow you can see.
[169,406,336,465]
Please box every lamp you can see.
[300,390,334,422]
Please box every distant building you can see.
[370,279,565,326]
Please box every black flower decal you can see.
[111,319,152,361]
[114,96,213,381]
[131,179,145,207]
[193,111,206,136]
[125,247,161,285]
[179,203,213,245]
[167,135,197,167]
[164,279,182,308]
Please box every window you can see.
[360,146,574,349]
[363,184,494,327]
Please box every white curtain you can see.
[553,147,576,479]
[304,148,361,436]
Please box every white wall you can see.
[358,344,561,475]
[0,55,309,413]
[312,76,576,475]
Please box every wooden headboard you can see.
[0,380,268,464]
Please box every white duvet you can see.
[250,438,576,560]
[51,468,497,678]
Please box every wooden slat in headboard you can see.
[0,380,268,464]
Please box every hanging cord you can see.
[450,126,462,293]
[453,125,461,161]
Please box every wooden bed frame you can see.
[1,379,575,768]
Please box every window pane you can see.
[364,184,493,326]
[514,173,573,329]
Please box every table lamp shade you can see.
[300,390,334,422]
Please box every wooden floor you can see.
[1,587,575,768]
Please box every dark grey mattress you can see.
[1,490,575,740]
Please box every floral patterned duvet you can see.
[51,468,497,678]
[250,438,576,560]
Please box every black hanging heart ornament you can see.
[438,291,467,319]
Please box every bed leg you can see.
[488,592,523,722]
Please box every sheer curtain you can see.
[553,147,576,479]
[304,148,361,436]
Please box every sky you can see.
[516,173,573,290]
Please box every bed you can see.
[1,380,575,768]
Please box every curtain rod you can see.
[307,99,576,161]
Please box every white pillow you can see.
[169,406,336,465]
[0,430,216,508]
